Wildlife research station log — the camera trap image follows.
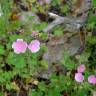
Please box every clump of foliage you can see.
[0,0,96,96]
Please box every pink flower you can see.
[31,32,38,37]
[28,40,40,53]
[75,73,84,82]
[88,75,96,84]
[12,39,28,54]
[77,64,86,73]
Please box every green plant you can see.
[0,0,96,96]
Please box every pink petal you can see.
[28,43,40,53]
[31,40,40,46]
[12,39,28,54]
[88,75,96,84]
[28,40,40,53]
[12,42,16,49]
[77,64,86,73]
[75,73,84,82]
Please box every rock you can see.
[43,34,81,63]
[68,35,81,55]
[39,34,81,79]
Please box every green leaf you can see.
[87,12,96,29]
[53,26,63,36]
[0,45,5,55]
[15,58,26,69]
[7,53,26,68]
[0,92,4,96]
[79,52,91,63]
[87,36,96,45]
[93,0,96,6]
[60,5,68,14]
[32,22,48,31]
[61,51,75,70]
[29,91,37,96]
[9,34,20,42]
[6,52,15,65]
[40,60,48,69]
[47,89,61,96]
[38,82,46,92]
[6,83,13,90]
[52,0,61,6]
